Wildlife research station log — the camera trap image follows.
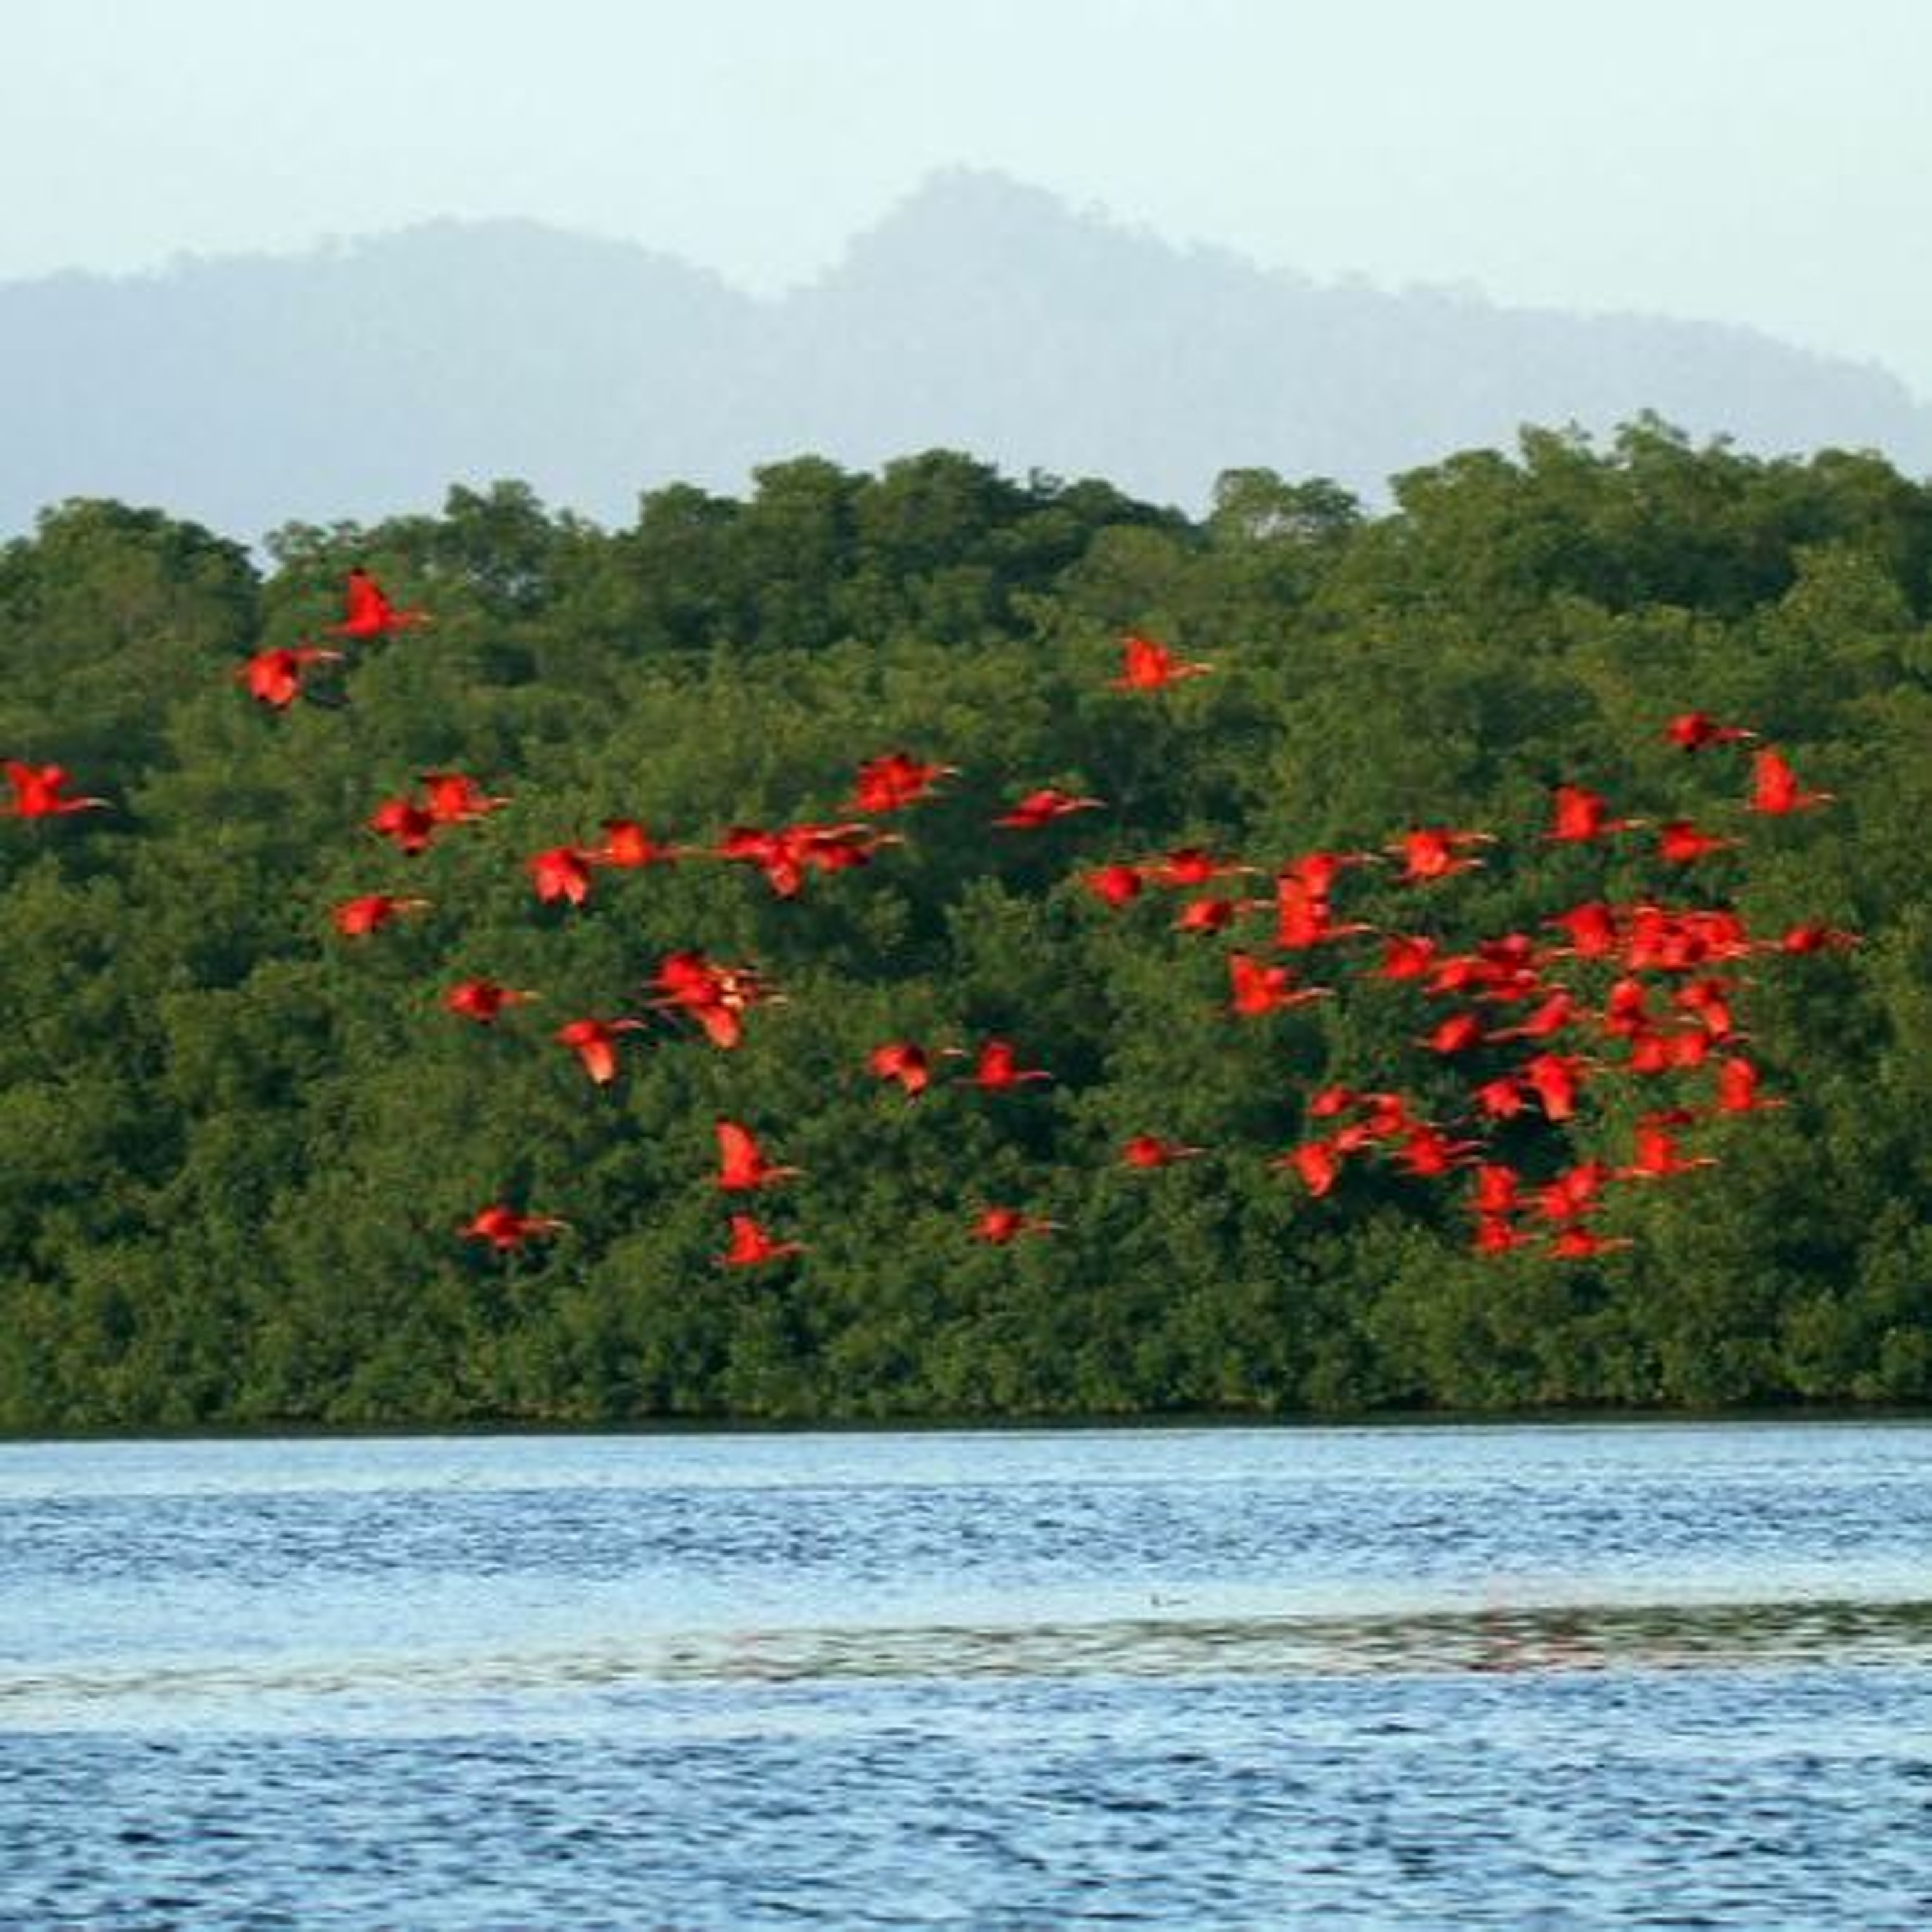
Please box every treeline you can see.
[1,421,1928,1430]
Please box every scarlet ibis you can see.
[719,822,895,897]
[867,1041,932,1097]
[1667,1027,1715,1068]
[1665,712,1757,751]
[954,1039,1052,1090]
[1473,1215,1531,1255]
[1624,905,1752,972]
[443,979,537,1023]
[1142,848,1258,888]
[850,752,958,813]
[1472,1163,1523,1215]
[4,762,108,818]
[459,1204,567,1252]
[1622,1120,1718,1181]
[1275,1141,1341,1197]
[594,820,687,868]
[714,1119,800,1192]
[421,772,510,823]
[1227,953,1332,1018]
[972,1206,1062,1244]
[1472,1075,1528,1120]
[367,796,438,856]
[1522,1052,1593,1122]
[1391,826,1493,884]
[1602,976,1653,1036]
[1657,819,1736,865]
[1533,1160,1613,1223]
[1279,849,1381,896]
[1548,1227,1633,1260]
[1392,1125,1481,1179]
[1376,934,1439,981]
[529,846,596,907]
[1423,1012,1486,1055]
[994,788,1104,829]
[1355,1092,1417,1142]
[1082,863,1146,909]
[1771,922,1859,954]
[1544,903,1620,960]
[329,566,429,640]
[1112,632,1211,690]
[1489,992,1580,1043]
[1714,1056,1783,1114]
[1175,895,1264,934]
[1624,1030,1673,1076]
[1274,877,1372,951]
[1426,952,1495,997]
[650,952,781,1051]
[1674,978,1740,1040]
[1749,749,1834,815]
[1547,785,1643,842]
[719,1214,803,1267]
[1121,1135,1207,1168]
[332,894,428,937]
[237,644,341,709]
[717,826,804,898]
[793,822,901,877]
[1307,1086,1359,1119]
[554,1017,645,1085]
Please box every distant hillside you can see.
[4,169,1930,536]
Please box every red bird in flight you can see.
[971,1206,1061,1244]
[954,1039,1053,1090]
[850,752,958,813]
[867,1041,933,1097]
[1112,632,1211,691]
[649,951,781,1050]
[1121,1135,1207,1169]
[719,1215,804,1267]
[367,796,439,857]
[529,846,597,907]
[1083,863,1147,910]
[1749,750,1835,815]
[1665,712,1757,752]
[1656,819,1737,866]
[714,1119,802,1192]
[329,567,430,641]
[1714,1056,1784,1114]
[554,1016,645,1085]
[593,820,688,868]
[1275,1140,1342,1197]
[994,788,1104,829]
[1547,785,1643,843]
[1391,826,1493,884]
[444,979,537,1024]
[1227,953,1332,1018]
[460,1204,567,1252]
[5,762,108,819]
[421,772,510,824]
[1142,848,1258,889]
[237,644,341,710]
[332,894,428,937]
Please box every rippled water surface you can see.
[2,1421,1929,1926]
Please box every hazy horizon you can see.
[6,0,1931,393]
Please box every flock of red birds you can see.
[7,582,1853,1272]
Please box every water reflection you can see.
[5,1596,1926,1720]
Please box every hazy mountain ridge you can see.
[4,170,1929,537]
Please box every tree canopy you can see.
[1,430,1927,1430]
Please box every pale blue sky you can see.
[6,0,1927,390]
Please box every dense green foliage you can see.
[2,424,1928,1430]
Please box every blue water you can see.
[1,1423,1928,1926]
